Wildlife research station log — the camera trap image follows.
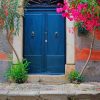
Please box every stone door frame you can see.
[13,1,75,82]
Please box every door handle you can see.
[45,32,48,43]
[31,31,35,37]
[55,32,58,37]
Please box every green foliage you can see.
[68,70,84,83]
[71,0,100,16]
[7,59,30,84]
[0,0,20,35]
[24,0,30,6]
[77,23,89,36]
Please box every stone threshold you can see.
[0,82,100,100]
[28,75,66,84]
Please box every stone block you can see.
[8,96,39,100]
[28,75,66,85]
[40,94,68,100]
[0,95,7,100]
[8,83,40,97]
[0,83,13,100]
[74,94,100,100]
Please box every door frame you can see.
[13,6,75,82]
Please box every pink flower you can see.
[71,8,80,20]
[56,1,100,33]
[77,4,83,11]
[77,3,88,11]
[62,12,69,17]
[68,17,73,21]
[56,8,63,13]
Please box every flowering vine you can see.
[57,0,100,82]
[57,0,100,32]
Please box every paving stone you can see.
[62,83,100,96]
[0,83,15,100]
[40,94,68,100]
[8,83,40,96]
[8,96,39,100]
[0,83,100,100]
[40,84,64,95]
[73,94,100,100]
[0,83,15,95]
[0,95,7,100]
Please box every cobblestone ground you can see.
[0,82,100,100]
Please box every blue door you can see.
[46,12,65,74]
[23,8,66,75]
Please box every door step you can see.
[28,75,67,85]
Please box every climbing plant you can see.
[0,0,31,83]
[57,0,100,32]
[57,0,100,82]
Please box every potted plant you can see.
[57,0,100,82]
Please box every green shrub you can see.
[7,59,30,84]
[68,70,84,83]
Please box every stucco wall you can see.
[0,0,24,82]
[0,29,12,82]
[76,32,100,82]
[0,29,12,54]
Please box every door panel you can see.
[23,13,44,73]
[46,13,65,74]
[24,10,66,74]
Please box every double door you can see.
[23,8,66,74]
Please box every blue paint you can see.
[23,7,66,75]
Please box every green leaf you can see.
[6,59,30,84]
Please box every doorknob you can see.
[31,31,35,37]
[55,32,58,37]
[45,32,48,43]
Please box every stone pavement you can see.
[0,82,100,100]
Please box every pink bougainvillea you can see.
[57,0,100,32]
